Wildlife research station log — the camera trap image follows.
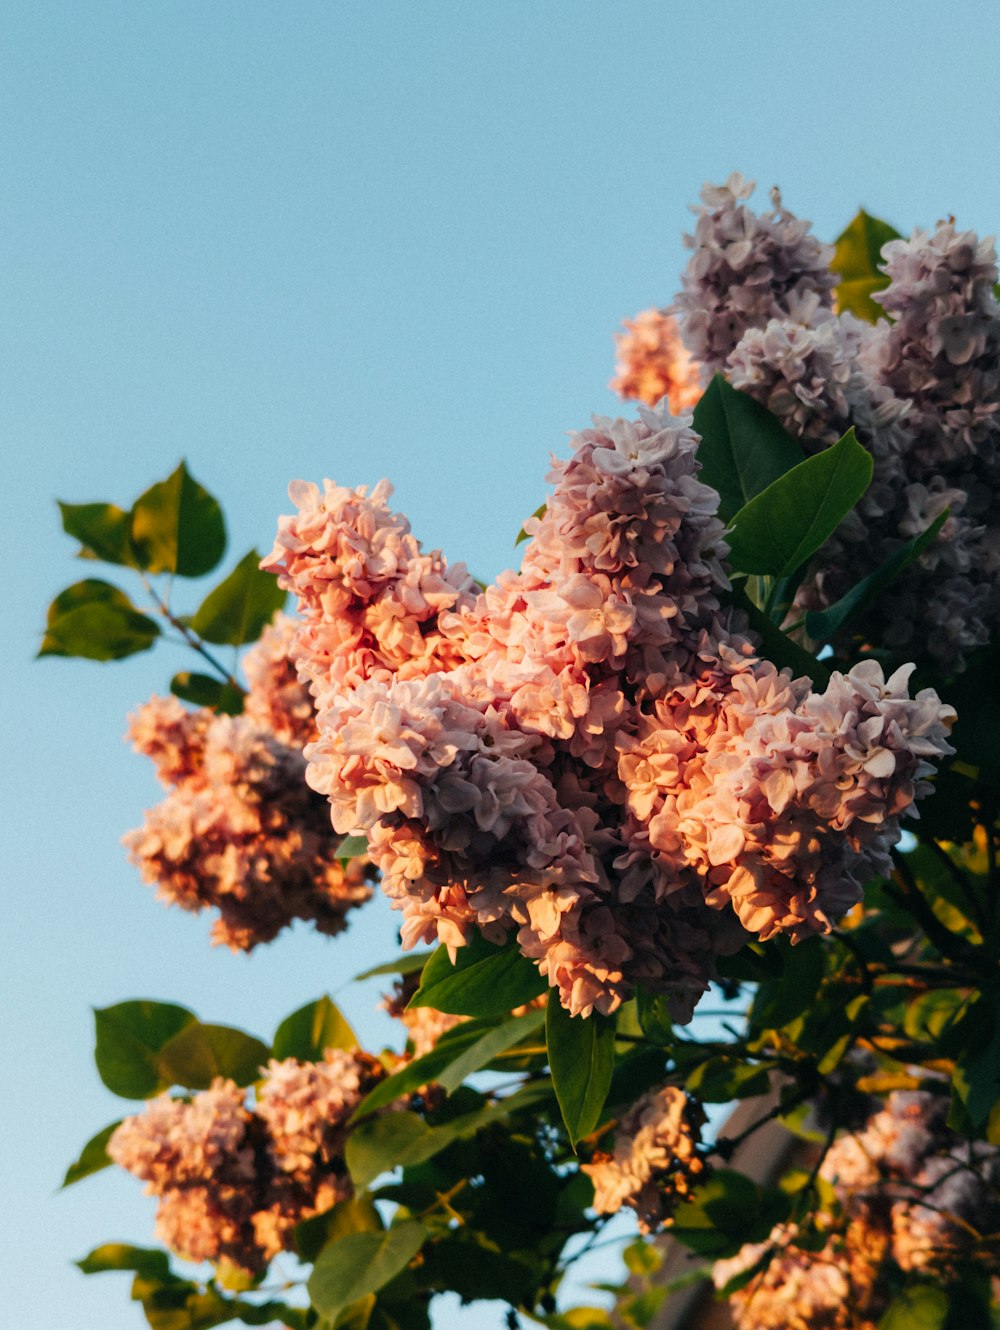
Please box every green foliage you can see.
[804,509,949,643]
[62,1119,121,1188]
[170,671,246,713]
[94,1001,268,1097]
[878,1284,949,1330]
[354,1009,545,1118]
[130,462,226,578]
[409,934,547,1018]
[40,579,160,660]
[692,374,806,523]
[273,995,359,1061]
[59,501,140,566]
[354,951,432,982]
[726,429,873,578]
[307,1222,428,1322]
[189,549,286,645]
[833,208,903,322]
[546,998,615,1146]
[671,1170,791,1259]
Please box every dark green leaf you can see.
[671,1171,790,1259]
[685,1057,771,1103]
[295,1195,382,1264]
[59,501,139,566]
[409,935,547,1019]
[93,1000,197,1099]
[273,996,358,1061]
[726,429,873,577]
[347,1102,501,1189]
[170,672,245,715]
[635,990,673,1046]
[728,585,829,687]
[62,1120,122,1188]
[716,941,784,983]
[804,510,948,642]
[878,1285,949,1330]
[189,549,286,646]
[154,1022,271,1090]
[307,1222,427,1322]
[77,1243,173,1278]
[354,952,433,982]
[40,580,160,660]
[354,1009,545,1119]
[749,938,825,1031]
[833,209,902,323]
[546,999,615,1147]
[130,462,226,578]
[692,375,805,523]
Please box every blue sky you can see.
[5,3,1000,1326]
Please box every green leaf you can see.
[546,998,615,1146]
[804,509,949,642]
[337,834,369,864]
[59,501,139,566]
[189,549,287,646]
[409,935,547,1019]
[170,672,246,715]
[692,375,806,523]
[307,1222,427,1323]
[635,990,673,1046]
[354,952,433,982]
[685,1057,771,1103]
[347,1101,501,1189]
[295,1196,382,1264]
[93,1000,197,1099]
[62,1120,122,1188]
[77,1243,172,1278]
[516,502,546,545]
[354,1009,545,1119]
[273,996,358,1061]
[726,429,873,578]
[878,1285,949,1330]
[728,584,830,687]
[130,462,226,578]
[154,1021,271,1090]
[833,209,903,323]
[749,938,825,1031]
[39,580,160,660]
[671,1171,790,1259]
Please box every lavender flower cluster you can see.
[123,616,375,949]
[613,173,1000,673]
[264,403,953,1020]
[714,1091,1000,1329]
[107,1049,384,1275]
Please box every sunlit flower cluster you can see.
[672,176,1000,672]
[124,619,375,949]
[107,1050,383,1274]
[583,1084,706,1232]
[715,1091,1000,1328]
[266,399,952,1020]
[611,309,702,412]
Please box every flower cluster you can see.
[266,400,953,1020]
[715,1091,1000,1328]
[672,175,1000,672]
[124,617,375,949]
[107,1050,383,1274]
[611,309,702,412]
[583,1084,706,1232]
[674,173,837,376]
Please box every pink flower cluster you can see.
[107,1049,383,1274]
[124,617,374,949]
[265,400,953,1021]
[715,1091,1000,1328]
[675,176,1000,672]
[611,309,702,412]
[583,1084,706,1232]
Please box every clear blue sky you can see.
[5,3,1000,1325]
